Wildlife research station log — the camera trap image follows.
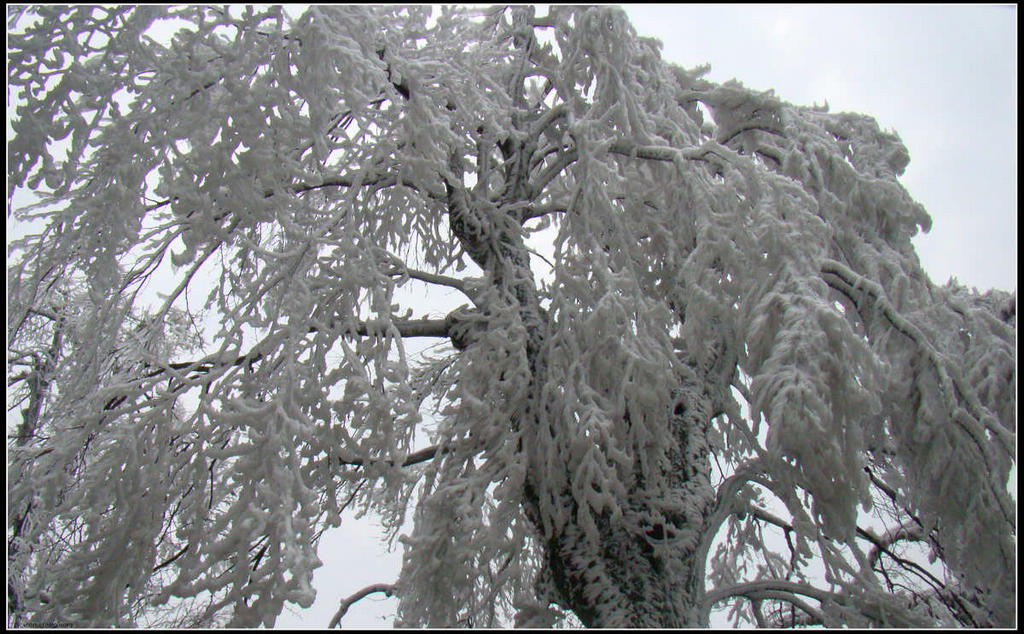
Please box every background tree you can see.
[7,5,1015,628]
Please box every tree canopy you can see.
[7,5,1016,628]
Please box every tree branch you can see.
[152,544,190,573]
[821,260,1015,529]
[23,305,61,321]
[350,317,450,339]
[700,465,762,544]
[336,444,441,469]
[860,522,923,570]
[329,583,395,628]
[521,203,567,222]
[821,259,1013,457]
[388,267,477,301]
[153,316,451,379]
[717,121,786,147]
[702,578,839,612]
[529,148,577,199]
[764,597,823,628]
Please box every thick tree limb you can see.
[351,317,449,339]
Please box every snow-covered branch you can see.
[821,259,1013,459]
[151,316,450,378]
[336,444,441,469]
[386,267,478,302]
[702,578,838,615]
[328,583,395,628]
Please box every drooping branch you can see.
[717,121,786,147]
[821,260,1015,532]
[696,465,763,561]
[528,138,745,202]
[821,259,1014,458]
[730,498,979,627]
[329,583,395,628]
[701,578,838,617]
[143,170,445,220]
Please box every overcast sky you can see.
[275,4,1017,628]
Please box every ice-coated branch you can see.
[336,444,441,469]
[22,305,61,322]
[387,266,478,302]
[748,598,768,628]
[717,121,786,147]
[349,318,450,340]
[764,601,823,628]
[151,316,450,378]
[528,148,577,200]
[606,138,738,168]
[820,259,1015,529]
[143,170,445,221]
[520,203,567,222]
[528,103,569,142]
[701,578,837,617]
[329,583,395,628]
[861,522,924,570]
[700,464,762,542]
[821,259,1014,458]
[527,138,738,202]
[744,505,792,534]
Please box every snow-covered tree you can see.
[7,5,1015,628]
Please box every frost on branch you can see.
[8,4,1014,629]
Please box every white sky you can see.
[275,5,1016,628]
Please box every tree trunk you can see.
[522,365,718,627]
[445,130,724,624]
